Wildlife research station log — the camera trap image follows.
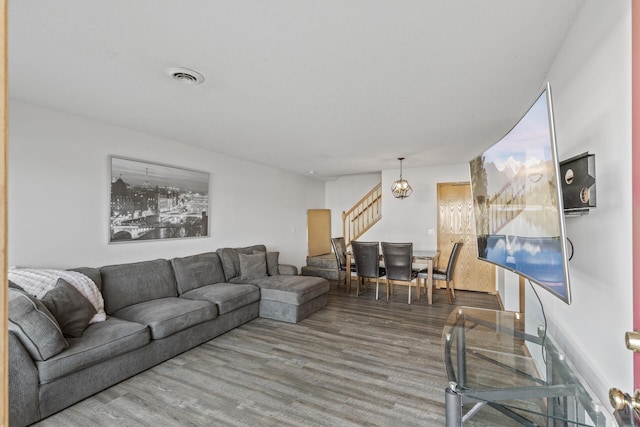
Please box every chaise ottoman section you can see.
[250,275,329,323]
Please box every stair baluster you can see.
[342,182,382,248]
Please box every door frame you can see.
[1,1,8,423]
[632,0,640,389]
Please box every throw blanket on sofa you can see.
[9,269,106,323]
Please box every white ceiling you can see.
[8,1,584,180]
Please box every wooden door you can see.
[307,209,331,257]
[437,182,495,293]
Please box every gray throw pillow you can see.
[8,288,67,360]
[8,280,23,291]
[41,278,97,338]
[239,253,268,281]
[171,252,226,294]
[253,250,279,276]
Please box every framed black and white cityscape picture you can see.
[109,156,210,242]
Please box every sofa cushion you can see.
[277,264,298,275]
[250,275,330,305]
[254,250,280,276]
[100,259,177,314]
[8,288,67,361]
[217,245,267,281]
[36,316,150,384]
[8,280,23,290]
[68,267,102,292]
[267,252,280,276]
[112,297,217,339]
[170,252,226,295]
[239,253,268,281]
[180,283,260,315]
[41,278,97,338]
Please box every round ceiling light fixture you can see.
[166,67,205,85]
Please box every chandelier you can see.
[391,157,413,199]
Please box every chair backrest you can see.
[351,241,381,278]
[381,242,413,281]
[330,237,347,269]
[442,242,463,280]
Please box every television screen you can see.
[469,83,571,304]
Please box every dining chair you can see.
[351,241,386,299]
[381,242,419,303]
[330,237,356,291]
[418,241,463,304]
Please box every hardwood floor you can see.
[34,282,504,427]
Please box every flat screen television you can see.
[469,82,571,304]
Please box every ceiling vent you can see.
[167,67,205,85]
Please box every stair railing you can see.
[489,167,528,234]
[342,183,382,248]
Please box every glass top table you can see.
[442,306,607,426]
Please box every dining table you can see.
[345,249,440,304]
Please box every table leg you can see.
[427,259,434,305]
[345,254,351,295]
[445,386,462,427]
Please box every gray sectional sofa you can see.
[8,244,329,427]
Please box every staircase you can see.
[302,182,383,280]
[342,182,382,248]
[301,254,339,280]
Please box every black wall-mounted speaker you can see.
[559,152,596,215]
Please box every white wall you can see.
[325,173,381,238]
[363,164,469,249]
[496,268,521,312]
[8,100,325,270]
[524,0,633,409]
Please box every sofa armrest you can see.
[9,331,41,427]
[278,264,298,275]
